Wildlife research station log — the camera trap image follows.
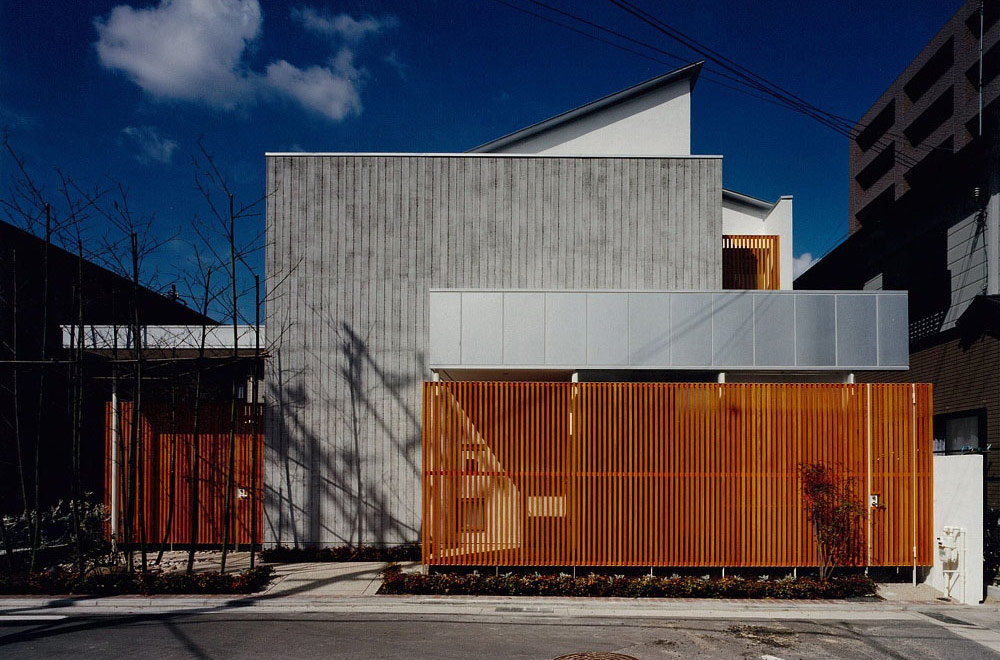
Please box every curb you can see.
[2,594,994,617]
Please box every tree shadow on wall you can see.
[265,320,424,548]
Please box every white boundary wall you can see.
[926,455,984,605]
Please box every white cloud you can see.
[793,252,819,278]
[94,0,262,109]
[383,50,407,78]
[263,49,362,121]
[122,125,178,164]
[94,0,391,122]
[290,7,397,42]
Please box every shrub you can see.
[798,463,865,580]
[0,566,273,596]
[377,564,877,599]
[2,498,112,573]
[261,544,420,563]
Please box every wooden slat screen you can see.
[422,382,933,567]
[106,402,263,546]
[723,234,780,290]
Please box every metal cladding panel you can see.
[545,292,587,365]
[429,290,908,370]
[461,292,503,365]
[754,292,795,366]
[503,293,545,365]
[712,292,754,367]
[628,293,671,366]
[587,293,629,365]
[878,294,910,367]
[837,295,879,366]
[795,294,837,367]
[429,291,462,365]
[670,293,714,366]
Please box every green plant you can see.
[0,565,273,596]
[261,544,420,563]
[2,498,112,574]
[798,463,865,580]
[377,565,877,599]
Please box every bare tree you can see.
[191,139,264,573]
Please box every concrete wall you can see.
[265,153,722,546]
[721,194,794,290]
[486,80,691,156]
[926,455,984,605]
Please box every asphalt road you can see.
[0,611,997,659]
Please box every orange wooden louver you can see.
[422,381,933,567]
[723,234,780,290]
[106,402,263,546]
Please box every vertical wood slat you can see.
[722,234,780,290]
[106,401,264,546]
[422,381,933,567]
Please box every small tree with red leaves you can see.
[798,463,865,580]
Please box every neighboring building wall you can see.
[944,208,989,328]
[484,80,692,156]
[848,0,1000,233]
[857,333,1000,507]
[0,220,213,515]
[265,154,722,546]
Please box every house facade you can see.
[265,62,932,568]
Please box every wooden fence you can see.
[422,382,933,567]
[723,234,780,290]
[105,401,263,547]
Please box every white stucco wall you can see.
[490,79,691,156]
[926,455,984,605]
[722,194,794,290]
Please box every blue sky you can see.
[0,0,962,320]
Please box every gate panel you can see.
[105,401,263,546]
[422,382,933,567]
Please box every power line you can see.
[495,0,930,170]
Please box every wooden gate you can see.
[422,382,933,567]
[105,401,263,547]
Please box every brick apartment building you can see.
[797,0,1000,506]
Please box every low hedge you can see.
[379,565,877,599]
[0,566,274,596]
[261,544,420,563]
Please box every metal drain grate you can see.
[921,612,978,627]
[553,654,639,660]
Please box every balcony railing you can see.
[429,289,909,371]
[723,234,780,290]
